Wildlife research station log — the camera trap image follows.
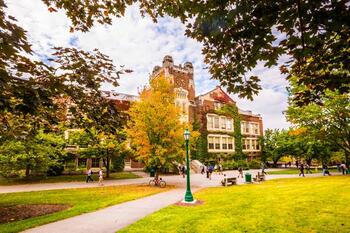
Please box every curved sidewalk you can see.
[23,188,189,233]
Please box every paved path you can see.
[0,169,340,194]
[23,188,191,233]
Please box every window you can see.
[208,136,214,149]
[208,135,234,151]
[251,123,259,135]
[182,102,186,114]
[214,116,220,129]
[221,117,226,129]
[241,122,246,133]
[228,137,233,150]
[251,139,256,150]
[207,115,214,129]
[222,137,228,149]
[214,102,222,110]
[91,158,100,168]
[215,137,220,149]
[177,89,187,99]
[227,118,233,130]
[242,139,250,150]
[245,124,250,133]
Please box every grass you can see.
[267,168,338,175]
[119,176,350,233]
[0,172,140,185]
[0,185,171,233]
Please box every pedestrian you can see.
[288,161,291,167]
[340,162,348,175]
[206,165,210,179]
[299,164,305,177]
[181,165,186,178]
[296,160,299,168]
[208,164,214,180]
[98,168,104,186]
[218,163,223,175]
[238,167,243,178]
[261,162,267,175]
[322,163,331,176]
[86,168,93,183]
[201,165,205,175]
[306,164,312,174]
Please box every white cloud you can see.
[5,0,290,130]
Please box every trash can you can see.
[150,168,155,177]
[245,173,252,183]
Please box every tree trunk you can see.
[106,155,110,178]
[155,167,159,180]
[345,151,350,166]
[306,158,312,166]
[25,164,30,177]
[273,160,278,168]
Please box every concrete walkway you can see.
[0,177,150,194]
[0,169,341,194]
[23,188,189,233]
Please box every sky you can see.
[5,0,290,130]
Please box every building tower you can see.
[151,55,196,123]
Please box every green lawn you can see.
[0,172,140,185]
[268,168,338,175]
[120,176,350,233]
[0,185,170,233]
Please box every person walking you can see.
[299,164,305,177]
[201,165,205,175]
[322,163,331,176]
[206,165,210,179]
[98,168,104,186]
[181,165,186,178]
[340,162,348,175]
[208,164,214,180]
[238,167,243,178]
[218,163,223,175]
[86,168,93,183]
[261,162,267,175]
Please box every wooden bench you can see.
[253,172,266,182]
[221,177,237,186]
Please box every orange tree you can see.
[126,75,198,176]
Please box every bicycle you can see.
[149,177,166,188]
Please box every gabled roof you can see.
[196,86,236,104]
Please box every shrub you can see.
[249,159,261,169]
[237,160,250,170]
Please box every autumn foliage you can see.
[127,75,196,171]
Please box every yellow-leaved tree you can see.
[127,74,198,176]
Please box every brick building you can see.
[150,56,263,160]
[65,55,263,170]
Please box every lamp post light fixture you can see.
[183,128,195,203]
